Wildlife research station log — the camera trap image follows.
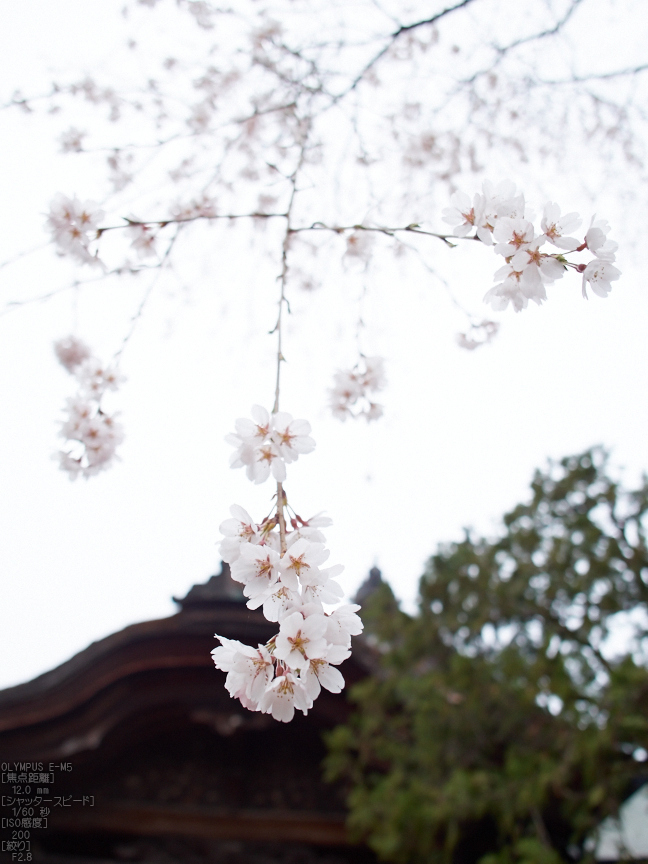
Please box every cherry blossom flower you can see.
[219,504,259,563]
[325,604,364,647]
[274,610,328,670]
[300,657,346,699]
[301,567,345,605]
[59,127,86,154]
[541,203,581,250]
[363,356,386,391]
[510,239,566,284]
[47,193,104,266]
[57,451,84,480]
[329,356,385,422]
[212,638,274,709]
[585,215,613,254]
[581,259,621,299]
[231,544,281,601]
[76,358,125,398]
[226,405,315,484]
[54,336,92,372]
[271,413,315,463]
[447,183,620,311]
[170,194,218,220]
[234,404,272,444]
[56,344,125,480]
[250,441,287,483]
[258,673,312,722]
[279,537,329,591]
[442,190,479,237]
[329,370,362,421]
[493,218,535,258]
[127,224,157,259]
[247,582,299,622]
[593,240,619,262]
[480,180,521,218]
[484,263,547,313]
[475,180,525,242]
[344,230,374,263]
[286,512,331,545]
[57,402,124,479]
[455,320,499,351]
[217,403,359,720]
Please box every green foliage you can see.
[325,448,648,864]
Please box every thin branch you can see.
[402,238,484,322]
[271,134,308,413]
[113,225,182,361]
[0,241,50,271]
[493,0,585,54]
[333,0,478,100]
[531,806,553,849]
[0,267,131,316]
[289,221,478,247]
[458,0,607,89]
[277,482,288,554]
[96,210,289,235]
[538,62,648,86]
[93,214,478,249]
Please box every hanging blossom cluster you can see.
[328,356,386,422]
[212,405,363,722]
[54,336,125,480]
[442,181,620,312]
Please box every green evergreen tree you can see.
[326,448,648,864]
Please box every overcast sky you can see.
[1,0,647,691]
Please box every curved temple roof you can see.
[0,566,377,863]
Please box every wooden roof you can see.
[0,567,376,863]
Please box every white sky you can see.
[1,0,647,691]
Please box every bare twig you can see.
[113,225,182,361]
[333,0,478,100]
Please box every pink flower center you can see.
[288,554,309,576]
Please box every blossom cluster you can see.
[47,194,105,267]
[213,406,363,722]
[442,181,620,312]
[59,127,86,154]
[47,194,163,266]
[54,336,125,480]
[328,356,386,422]
[126,223,158,260]
[225,404,315,484]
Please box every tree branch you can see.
[493,0,585,54]
[333,0,479,100]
